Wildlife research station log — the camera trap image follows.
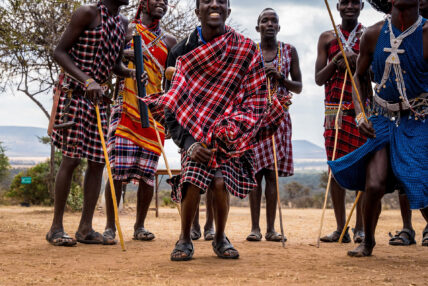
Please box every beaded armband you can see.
[187,142,201,158]
[84,78,96,90]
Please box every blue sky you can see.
[0,0,383,165]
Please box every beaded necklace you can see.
[258,41,283,94]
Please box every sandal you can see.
[320,227,351,243]
[422,228,428,247]
[190,228,201,241]
[204,229,215,241]
[46,230,77,247]
[352,228,365,244]
[170,240,194,261]
[246,231,262,242]
[133,227,155,241]
[212,237,239,259]
[103,228,117,245]
[388,228,416,246]
[75,229,113,245]
[265,232,287,242]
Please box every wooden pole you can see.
[95,104,126,251]
[267,79,286,248]
[339,191,363,243]
[316,72,348,248]
[151,115,182,216]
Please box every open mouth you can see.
[209,12,221,18]
[155,6,165,13]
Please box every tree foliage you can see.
[0,142,11,184]
[6,151,86,206]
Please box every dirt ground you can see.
[0,205,427,285]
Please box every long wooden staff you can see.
[95,104,126,251]
[267,79,286,248]
[339,191,362,243]
[317,0,370,247]
[317,72,347,248]
[151,115,182,216]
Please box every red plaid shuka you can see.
[157,27,284,168]
[253,42,294,176]
[51,2,125,163]
[324,24,366,161]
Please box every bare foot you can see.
[347,241,376,257]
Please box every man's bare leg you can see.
[204,188,215,240]
[348,147,389,257]
[171,184,200,260]
[134,180,155,240]
[104,179,123,234]
[76,160,105,242]
[265,170,284,241]
[420,207,428,246]
[47,156,81,244]
[320,178,350,242]
[212,176,239,258]
[190,205,201,240]
[247,171,263,240]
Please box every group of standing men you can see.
[45,0,427,261]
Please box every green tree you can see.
[0,142,11,184]
[6,151,86,207]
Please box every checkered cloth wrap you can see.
[66,2,125,89]
[169,150,256,203]
[324,24,366,161]
[107,104,159,186]
[51,2,125,163]
[147,27,284,169]
[253,42,293,176]
[52,89,109,163]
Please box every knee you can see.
[212,177,225,194]
[87,160,105,173]
[365,180,385,200]
[265,170,276,185]
[61,156,81,170]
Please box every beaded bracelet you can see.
[355,112,365,127]
[186,142,201,158]
[84,78,96,90]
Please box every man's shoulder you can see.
[74,4,98,18]
[362,20,385,44]
[170,29,199,58]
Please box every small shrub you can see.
[67,184,83,211]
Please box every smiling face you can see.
[337,0,363,21]
[256,10,280,40]
[145,0,168,19]
[195,0,231,29]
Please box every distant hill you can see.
[0,126,327,170]
[292,139,325,159]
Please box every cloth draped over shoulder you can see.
[148,27,284,168]
[114,23,166,156]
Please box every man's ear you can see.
[226,8,231,19]
[195,8,201,21]
[361,1,364,10]
[255,25,260,33]
[278,25,281,33]
[337,2,340,11]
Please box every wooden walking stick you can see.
[339,191,362,243]
[151,115,182,216]
[267,79,286,248]
[317,0,370,247]
[317,72,347,248]
[95,104,126,251]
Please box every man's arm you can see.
[353,24,382,138]
[315,31,339,86]
[112,16,135,78]
[54,5,106,103]
[284,46,302,94]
